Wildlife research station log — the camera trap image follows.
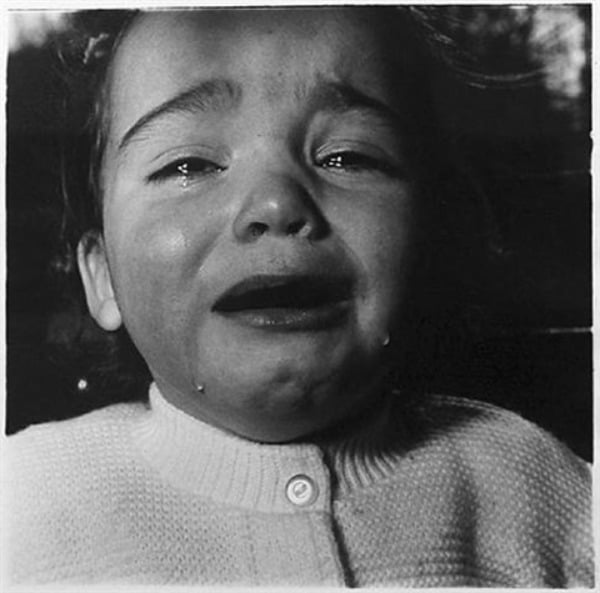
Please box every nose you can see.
[232,172,327,242]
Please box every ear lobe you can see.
[77,238,123,331]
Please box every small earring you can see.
[196,384,205,394]
[382,334,391,347]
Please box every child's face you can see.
[80,9,417,441]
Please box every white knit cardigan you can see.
[5,384,593,586]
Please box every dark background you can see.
[6,7,592,460]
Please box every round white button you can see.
[285,474,318,506]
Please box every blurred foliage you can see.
[413,5,589,129]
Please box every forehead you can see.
[112,8,393,74]
[107,9,401,139]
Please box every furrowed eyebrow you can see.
[117,79,241,154]
[308,81,401,124]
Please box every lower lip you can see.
[214,301,351,331]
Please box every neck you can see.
[132,382,412,511]
[153,368,392,445]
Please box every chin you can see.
[230,370,364,442]
[229,405,338,444]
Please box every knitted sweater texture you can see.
[6,385,593,587]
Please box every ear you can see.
[77,236,123,331]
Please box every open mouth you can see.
[212,274,354,330]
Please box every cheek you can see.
[106,207,214,341]
[334,184,416,295]
[322,184,415,346]
[113,221,185,293]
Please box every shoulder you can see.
[8,401,147,463]
[6,401,148,506]
[5,402,150,583]
[417,393,590,483]
[409,394,592,585]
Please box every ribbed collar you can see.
[132,384,407,513]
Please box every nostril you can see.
[286,220,306,236]
[248,222,268,238]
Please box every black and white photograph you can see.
[3,3,594,587]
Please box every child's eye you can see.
[316,151,397,177]
[148,157,226,186]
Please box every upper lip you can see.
[212,274,354,313]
